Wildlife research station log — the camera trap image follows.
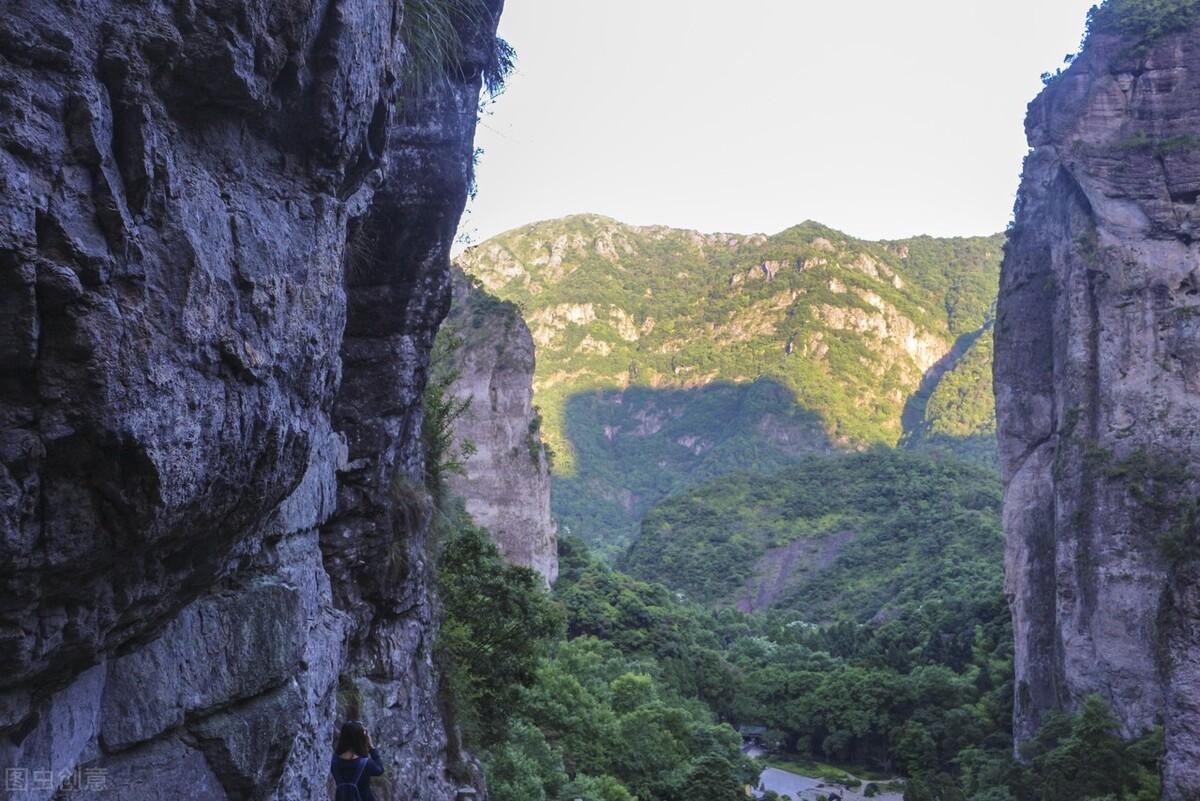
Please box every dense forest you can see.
[424,363,1160,800]
[435,510,1162,801]
[623,450,1003,616]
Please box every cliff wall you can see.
[996,11,1200,798]
[0,0,502,798]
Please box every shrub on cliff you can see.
[422,330,476,504]
[954,695,1162,801]
[1014,695,1162,801]
[1085,0,1200,50]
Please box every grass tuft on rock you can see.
[400,0,513,97]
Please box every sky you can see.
[461,0,1099,246]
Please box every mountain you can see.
[456,214,1003,552]
[622,449,1003,621]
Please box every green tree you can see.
[610,672,657,714]
[518,659,617,777]
[895,721,938,777]
[561,773,637,801]
[1018,695,1161,801]
[437,516,565,745]
[680,753,745,801]
[484,721,564,801]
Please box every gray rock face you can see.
[442,271,558,585]
[0,0,502,798]
[996,20,1200,799]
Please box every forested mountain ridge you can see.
[456,214,1002,551]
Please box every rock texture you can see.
[0,0,502,798]
[441,270,558,585]
[996,17,1200,799]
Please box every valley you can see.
[436,220,1027,800]
[3,0,1196,799]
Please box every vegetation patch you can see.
[528,408,548,464]
[623,449,1003,620]
[1158,498,1200,564]
[1115,132,1200,157]
[422,327,476,507]
[1085,0,1200,52]
[1081,444,1200,564]
[399,0,514,96]
[336,674,364,720]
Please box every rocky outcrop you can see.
[441,271,558,585]
[0,0,502,798]
[996,14,1200,799]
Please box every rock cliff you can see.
[0,0,502,798]
[440,270,558,585]
[996,8,1200,798]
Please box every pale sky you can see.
[461,0,1098,246]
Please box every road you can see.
[752,765,905,801]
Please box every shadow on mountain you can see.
[900,322,999,470]
[901,324,989,433]
[907,432,998,468]
[552,377,833,558]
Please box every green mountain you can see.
[622,449,1003,620]
[456,214,1002,553]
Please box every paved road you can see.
[755,767,821,798]
[753,765,905,801]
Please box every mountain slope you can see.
[902,326,998,466]
[456,215,1002,551]
[622,449,1003,621]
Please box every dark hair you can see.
[336,720,370,757]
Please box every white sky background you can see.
[461,0,1099,246]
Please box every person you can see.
[331,720,384,801]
